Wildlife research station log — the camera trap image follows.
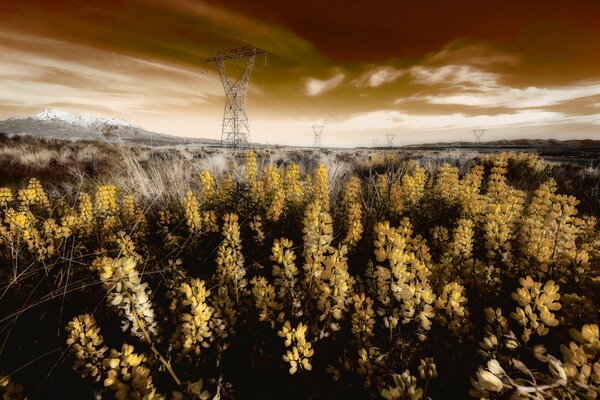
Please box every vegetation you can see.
[0,147,598,399]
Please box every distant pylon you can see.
[207,46,265,149]
[372,138,378,148]
[472,129,486,147]
[313,124,324,148]
[385,133,396,147]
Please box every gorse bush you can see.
[0,152,598,399]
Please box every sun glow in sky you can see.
[1,0,599,146]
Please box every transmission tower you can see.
[313,124,324,148]
[207,46,265,149]
[385,133,396,147]
[472,129,486,147]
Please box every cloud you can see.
[353,66,405,88]
[329,108,600,133]
[409,64,500,88]
[403,60,600,110]
[173,0,323,62]
[304,71,345,96]
[424,41,520,67]
[423,83,600,108]
[0,31,225,128]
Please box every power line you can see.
[287,81,342,122]
[264,89,322,121]
[64,0,219,54]
[249,94,301,119]
[0,10,65,27]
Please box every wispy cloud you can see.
[352,66,405,88]
[304,71,345,96]
[405,61,600,109]
[424,42,520,67]
[0,30,226,135]
[422,82,600,108]
[409,64,500,88]
[330,109,574,131]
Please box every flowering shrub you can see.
[0,152,598,399]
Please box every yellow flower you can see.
[475,369,504,392]
[182,191,202,235]
[313,164,329,211]
[278,321,314,374]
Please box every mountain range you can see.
[0,110,217,146]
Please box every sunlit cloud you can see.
[353,66,405,88]
[0,31,224,130]
[393,55,600,111]
[409,64,500,88]
[424,42,520,67]
[330,109,574,132]
[423,82,600,108]
[304,71,345,96]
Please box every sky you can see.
[0,0,599,147]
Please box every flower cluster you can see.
[170,279,214,357]
[434,281,470,336]
[271,237,301,319]
[17,178,50,212]
[103,343,164,400]
[371,221,436,339]
[313,164,329,211]
[182,191,202,235]
[283,163,303,209]
[351,293,375,344]
[510,276,561,342]
[215,213,246,301]
[94,184,118,217]
[65,313,107,382]
[250,276,280,324]
[257,165,285,222]
[0,187,13,208]
[91,257,159,341]
[338,176,363,249]
[561,324,600,389]
[199,170,216,206]
[381,360,436,400]
[278,321,314,374]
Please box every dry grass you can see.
[111,146,197,206]
[0,134,598,217]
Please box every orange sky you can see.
[0,0,599,146]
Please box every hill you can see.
[0,110,218,146]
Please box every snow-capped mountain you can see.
[0,109,214,146]
[24,109,133,130]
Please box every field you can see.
[0,135,598,399]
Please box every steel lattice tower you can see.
[385,133,396,147]
[313,124,324,148]
[472,129,486,147]
[207,46,265,148]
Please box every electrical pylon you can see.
[472,129,486,147]
[313,124,324,148]
[207,46,265,148]
[385,133,396,147]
